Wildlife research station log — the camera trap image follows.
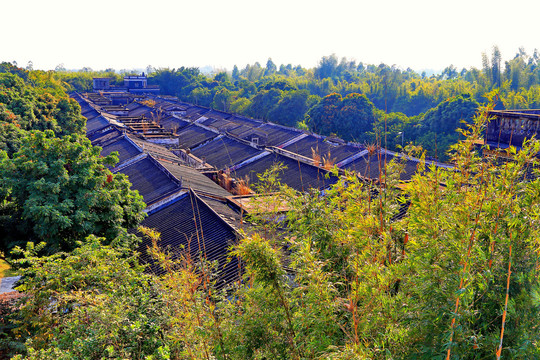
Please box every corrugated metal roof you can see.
[135,191,240,286]
[97,134,142,165]
[284,135,362,165]
[127,135,181,162]
[232,152,339,192]
[192,136,263,170]
[159,115,191,133]
[115,156,181,205]
[85,115,111,134]
[177,124,219,149]
[252,123,303,147]
[228,115,262,127]
[343,151,425,182]
[157,160,232,198]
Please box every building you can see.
[93,77,110,91]
[92,73,160,95]
[486,109,540,150]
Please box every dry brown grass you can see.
[218,172,233,192]
[234,176,252,195]
[322,151,336,170]
[141,99,157,107]
[365,143,378,155]
[311,146,321,167]
[152,107,163,126]
[141,121,150,134]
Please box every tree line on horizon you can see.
[29,46,537,160]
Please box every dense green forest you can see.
[2,52,540,358]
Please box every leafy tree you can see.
[314,54,338,79]
[149,67,203,100]
[0,62,29,80]
[492,45,502,88]
[338,93,376,141]
[267,90,312,127]
[6,108,540,359]
[264,58,277,76]
[306,92,342,135]
[246,89,283,120]
[0,130,146,256]
[232,65,240,80]
[308,92,375,142]
[190,86,212,106]
[403,110,540,358]
[213,71,230,84]
[230,97,251,114]
[0,73,85,156]
[423,94,478,134]
[211,87,234,112]
[10,236,166,359]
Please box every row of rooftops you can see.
[72,90,461,287]
[77,91,456,186]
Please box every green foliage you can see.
[267,90,313,127]
[0,72,85,156]
[308,92,375,142]
[246,88,283,120]
[0,62,29,80]
[422,94,479,135]
[0,130,146,255]
[134,49,540,160]
[402,94,479,160]
[402,108,540,358]
[10,236,167,359]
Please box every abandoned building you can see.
[486,109,540,150]
[72,84,455,286]
[91,73,160,95]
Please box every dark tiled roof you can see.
[177,124,219,149]
[197,195,244,228]
[86,115,111,134]
[81,107,100,120]
[182,106,210,120]
[228,115,262,127]
[257,123,303,146]
[135,192,240,286]
[125,102,142,111]
[232,152,338,192]
[191,136,263,170]
[284,135,361,165]
[158,160,231,198]
[127,135,180,162]
[241,123,303,147]
[115,156,181,205]
[97,134,142,164]
[227,124,258,137]
[127,103,154,117]
[158,115,191,133]
[88,126,122,143]
[343,151,426,181]
[202,109,232,121]
[198,117,235,131]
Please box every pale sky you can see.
[3,0,540,73]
